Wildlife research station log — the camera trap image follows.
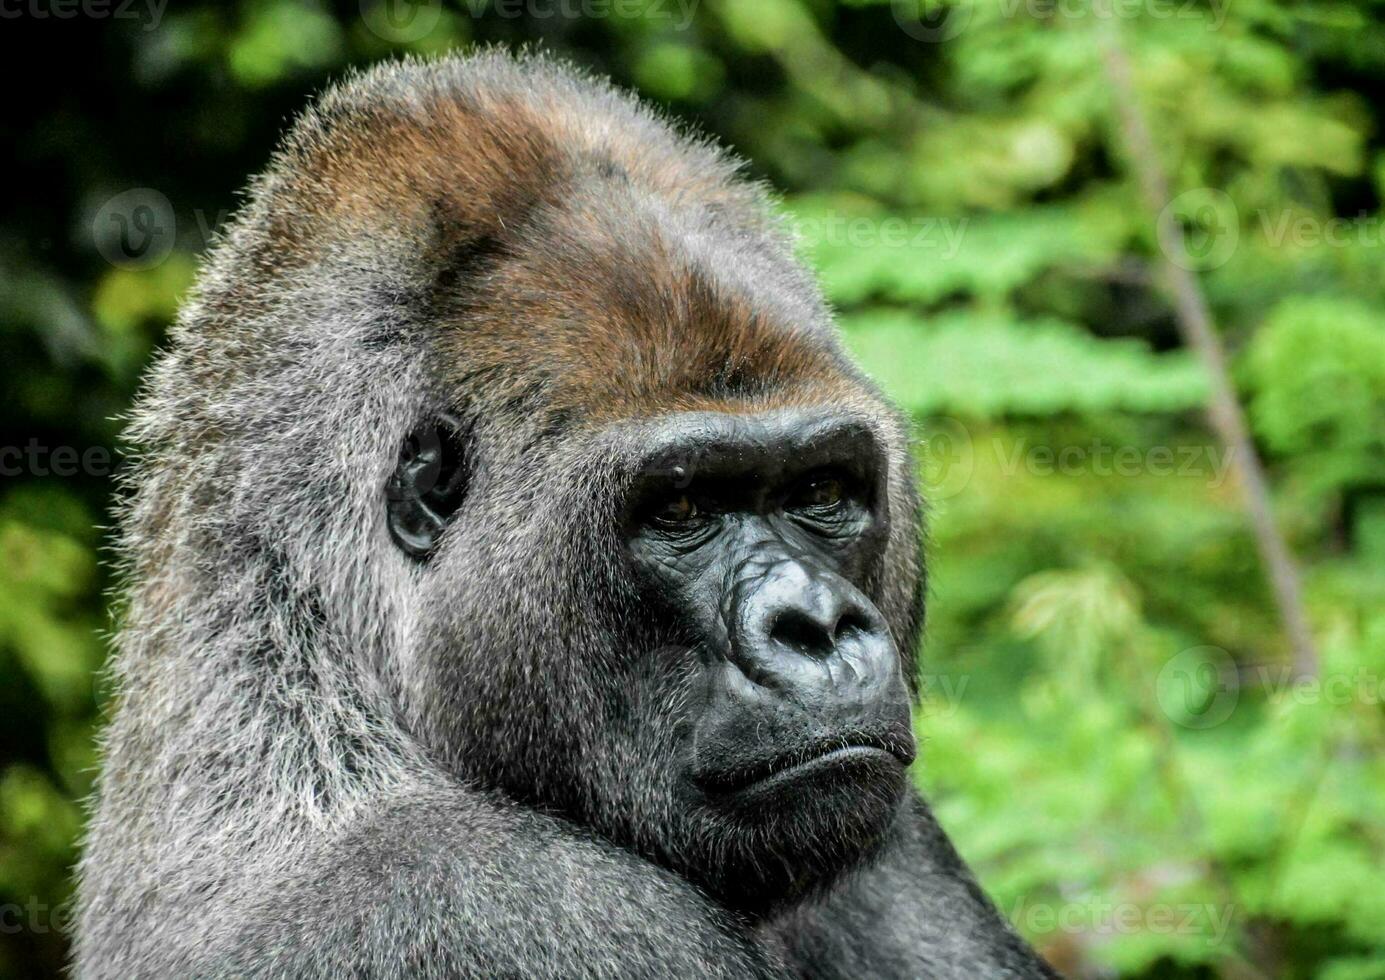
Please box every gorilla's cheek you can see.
[579,646,703,814]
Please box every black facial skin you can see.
[625,411,917,818]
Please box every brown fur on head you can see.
[81,52,927,953]
[239,51,873,417]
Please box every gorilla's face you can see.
[390,401,917,912]
[620,409,916,898]
[384,194,921,912]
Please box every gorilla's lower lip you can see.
[698,742,909,798]
[743,745,901,795]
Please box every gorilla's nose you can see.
[766,589,874,661]
[731,559,896,699]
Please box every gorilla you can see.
[75,52,1057,979]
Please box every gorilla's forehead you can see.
[434,194,869,422]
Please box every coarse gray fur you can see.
[75,50,1058,979]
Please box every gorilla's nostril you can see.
[834,610,872,643]
[769,608,835,659]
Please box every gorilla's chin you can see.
[683,751,911,914]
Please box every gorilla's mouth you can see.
[696,731,915,799]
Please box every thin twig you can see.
[1098,18,1319,680]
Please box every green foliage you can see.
[1244,296,1385,503]
[791,197,1131,306]
[4,1,1385,977]
[228,0,345,86]
[841,310,1207,416]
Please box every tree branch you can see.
[1098,20,1319,679]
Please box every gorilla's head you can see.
[367,64,925,913]
[169,54,925,915]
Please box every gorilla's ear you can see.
[385,413,470,560]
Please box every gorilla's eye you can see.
[651,492,700,527]
[791,472,846,511]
